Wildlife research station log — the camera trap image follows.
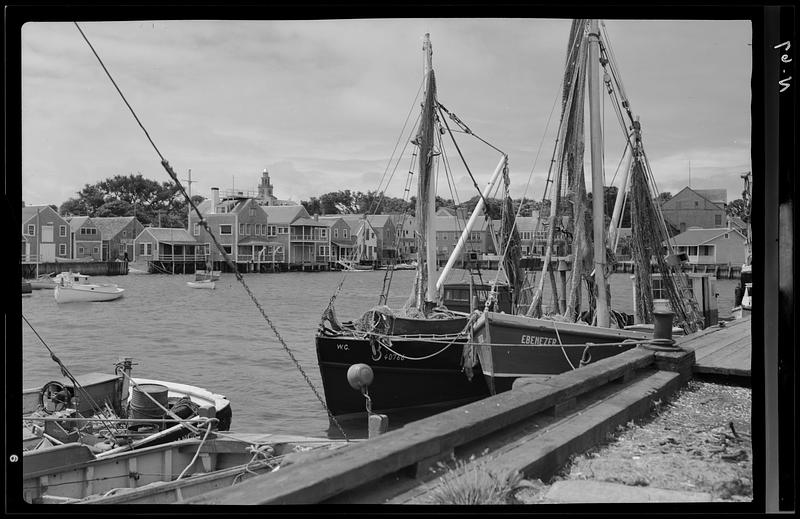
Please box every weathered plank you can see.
[391,369,682,503]
[187,348,656,505]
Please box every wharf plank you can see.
[683,318,751,377]
[391,370,683,504]
[187,348,656,505]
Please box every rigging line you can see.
[367,103,423,216]
[436,102,506,156]
[22,313,120,441]
[73,22,350,442]
[436,104,500,218]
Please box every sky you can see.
[20,18,752,209]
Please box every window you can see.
[278,226,288,234]
[78,247,84,255]
[93,247,99,254]
[59,244,66,256]
[334,228,339,238]
[724,233,729,239]
[343,229,349,239]
[694,201,699,207]
[139,242,152,255]
[27,224,35,236]
[319,245,329,257]
[254,223,261,235]
[193,223,200,236]
[239,224,245,235]
[60,225,67,237]
[249,206,256,217]
[521,231,532,240]
[220,225,232,235]
[371,232,375,240]
[268,225,277,236]
[688,246,698,256]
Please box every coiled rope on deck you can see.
[73,22,349,442]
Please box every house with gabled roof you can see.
[317,216,354,265]
[67,216,103,261]
[262,204,334,269]
[334,215,378,263]
[668,227,747,265]
[133,227,202,263]
[388,214,416,262]
[188,188,275,268]
[21,205,71,262]
[90,216,145,261]
[659,186,728,233]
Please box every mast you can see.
[414,33,438,310]
[588,19,610,327]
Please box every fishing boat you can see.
[470,19,706,394]
[187,279,216,289]
[316,34,507,420]
[22,433,346,504]
[22,357,232,457]
[53,272,125,303]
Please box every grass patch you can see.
[427,453,524,505]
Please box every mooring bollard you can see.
[346,363,388,438]
[646,310,680,351]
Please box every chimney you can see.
[211,187,219,214]
[314,213,319,222]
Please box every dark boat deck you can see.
[679,315,751,379]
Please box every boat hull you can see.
[187,281,215,289]
[54,284,124,303]
[472,312,650,394]
[29,280,56,290]
[315,332,489,420]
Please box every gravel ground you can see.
[513,379,753,503]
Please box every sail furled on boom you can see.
[526,19,591,320]
[411,37,438,312]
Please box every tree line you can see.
[47,174,748,232]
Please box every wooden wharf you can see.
[682,315,751,379]
[184,318,750,505]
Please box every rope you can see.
[73,22,349,442]
[176,419,215,481]
[22,314,120,442]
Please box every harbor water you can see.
[20,270,739,438]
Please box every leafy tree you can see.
[656,191,673,204]
[725,198,749,223]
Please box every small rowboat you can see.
[187,280,215,290]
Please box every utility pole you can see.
[182,169,196,200]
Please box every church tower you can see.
[258,168,276,205]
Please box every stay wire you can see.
[22,314,120,441]
[73,22,350,442]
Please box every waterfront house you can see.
[21,205,71,263]
[318,216,355,265]
[389,214,416,262]
[434,215,492,265]
[668,227,747,265]
[512,214,541,256]
[133,227,203,263]
[261,205,317,268]
[290,214,330,268]
[335,215,378,263]
[659,187,728,233]
[67,216,103,261]
[366,215,397,263]
[188,188,275,266]
[90,216,144,261]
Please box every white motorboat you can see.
[187,280,216,290]
[731,281,752,319]
[53,272,125,303]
